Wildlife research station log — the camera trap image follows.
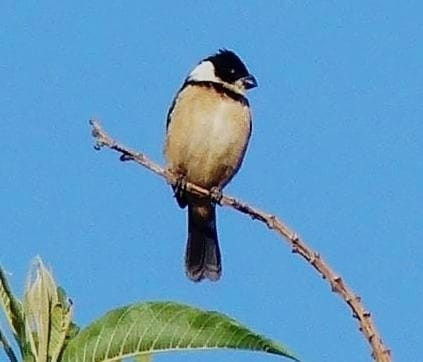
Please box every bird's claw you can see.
[174,174,187,200]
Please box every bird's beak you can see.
[241,74,258,89]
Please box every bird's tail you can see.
[185,201,221,282]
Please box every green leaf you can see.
[23,258,75,362]
[61,301,299,361]
[23,259,53,360]
[49,286,77,361]
[0,327,19,362]
[48,301,71,360]
[0,265,25,351]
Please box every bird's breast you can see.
[165,85,251,188]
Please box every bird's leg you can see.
[173,173,188,208]
[174,174,187,197]
[209,186,223,205]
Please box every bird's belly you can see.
[166,104,250,189]
[185,120,238,186]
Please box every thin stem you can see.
[89,119,391,361]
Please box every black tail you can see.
[185,202,221,282]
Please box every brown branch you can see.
[89,119,391,362]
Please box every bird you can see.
[164,49,257,282]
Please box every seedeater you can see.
[164,49,257,282]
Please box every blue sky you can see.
[1,2,422,361]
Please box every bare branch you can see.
[89,119,391,362]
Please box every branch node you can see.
[120,154,134,162]
[330,276,342,290]
[309,252,320,265]
[253,213,267,223]
[363,311,371,318]
[267,215,277,229]
[290,234,301,254]
[291,232,300,243]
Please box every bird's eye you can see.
[230,68,236,74]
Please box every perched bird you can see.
[164,49,257,282]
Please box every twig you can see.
[0,328,18,362]
[89,119,391,361]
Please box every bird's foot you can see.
[173,174,187,204]
[209,186,223,205]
